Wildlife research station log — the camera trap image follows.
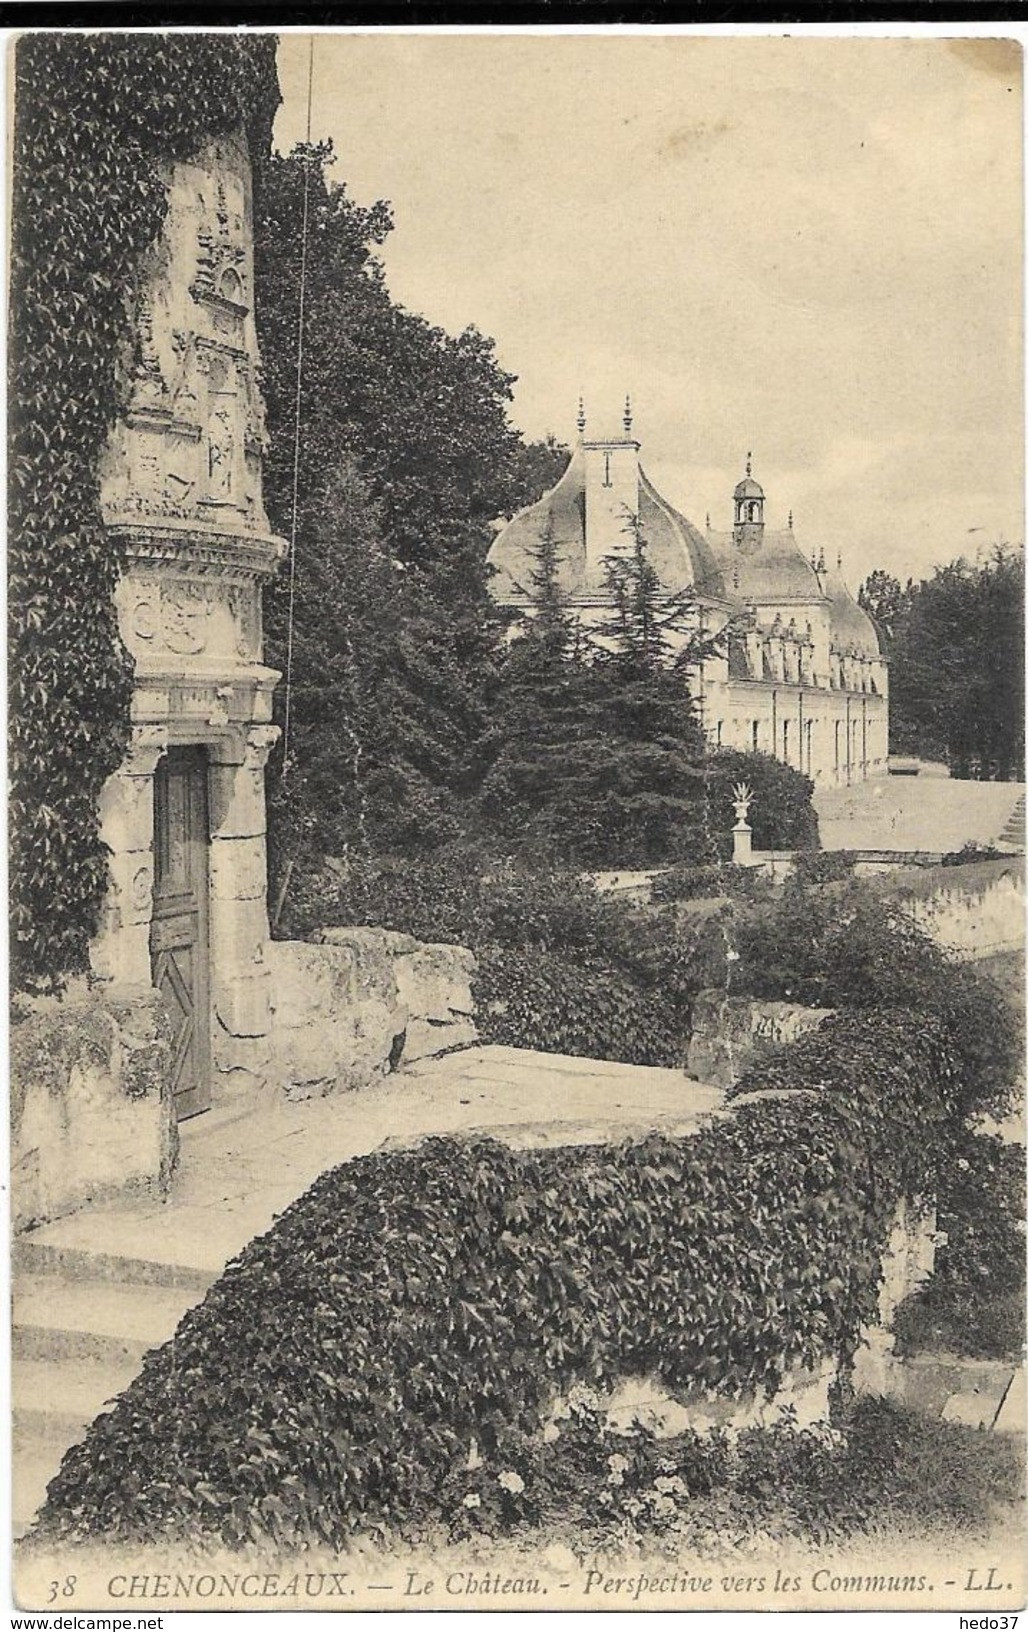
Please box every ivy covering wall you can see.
[9,33,280,990]
[34,1006,960,1548]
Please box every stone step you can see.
[13,1424,71,1540]
[13,1350,144,1537]
[13,1236,216,1293]
[13,1353,141,1440]
[13,1276,199,1365]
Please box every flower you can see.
[607,1453,629,1487]
[567,1383,600,1413]
[462,1492,481,1509]
[498,1470,525,1495]
[542,1422,561,1444]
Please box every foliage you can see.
[861,550,1025,779]
[254,142,561,881]
[650,863,771,904]
[723,877,1019,1122]
[283,849,711,1064]
[790,849,856,886]
[479,528,717,869]
[857,569,910,649]
[445,1392,1021,1552]
[892,1131,1026,1361]
[940,841,1004,867]
[264,462,486,882]
[704,749,820,856]
[9,33,279,989]
[35,1006,964,1550]
[475,946,683,1065]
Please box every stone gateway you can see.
[91,128,285,1116]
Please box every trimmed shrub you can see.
[705,748,820,856]
[36,1008,959,1550]
[474,945,683,1065]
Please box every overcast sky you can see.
[274,31,1023,588]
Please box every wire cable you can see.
[279,34,314,779]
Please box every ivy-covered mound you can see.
[9,34,279,989]
[36,1009,962,1551]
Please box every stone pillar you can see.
[208,723,279,1100]
[90,724,168,989]
[732,818,753,866]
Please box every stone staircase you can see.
[11,1237,213,1539]
[997,792,1025,851]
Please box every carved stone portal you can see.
[91,125,286,1121]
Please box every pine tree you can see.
[480,519,718,868]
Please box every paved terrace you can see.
[23,1047,725,1282]
[813,774,1024,854]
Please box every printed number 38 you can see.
[49,1575,77,1602]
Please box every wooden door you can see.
[151,747,212,1121]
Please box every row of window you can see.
[714,715,882,776]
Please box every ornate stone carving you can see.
[163,582,211,654]
[129,864,154,913]
[191,228,248,313]
[125,723,169,778]
[244,724,281,770]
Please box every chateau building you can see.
[488,406,888,786]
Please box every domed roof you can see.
[487,443,726,603]
[706,527,824,603]
[733,454,764,502]
[823,561,882,658]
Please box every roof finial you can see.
[788,509,794,529]
[706,511,711,531]
[817,547,826,572]
[837,551,843,571]
[746,450,752,477]
[577,395,586,436]
[623,393,633,435]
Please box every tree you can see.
[857,569,912,649]
[480,522,719,868]
[254,142,560,892]
[882,547,1024,778]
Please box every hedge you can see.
[36,1007,959,1550]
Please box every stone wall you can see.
[852,1197,940,1399]
[11,985,176,1233]
[871,856,1025,962]
[266,930,477,1099]
[687,989,833,1089]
